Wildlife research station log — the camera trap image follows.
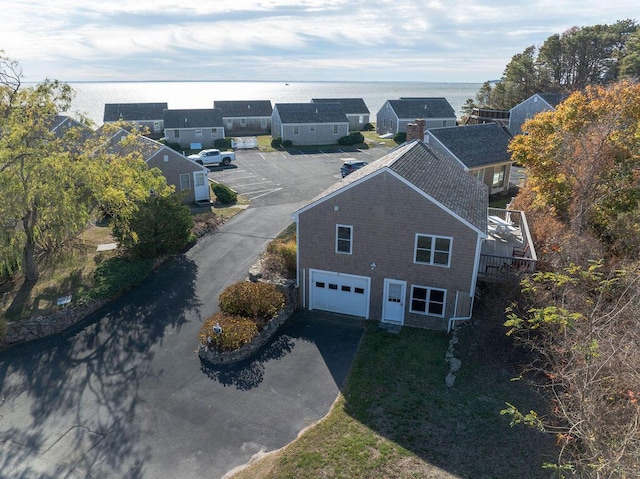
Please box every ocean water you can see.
[67,81,482,127]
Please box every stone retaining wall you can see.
[0,299,109,350]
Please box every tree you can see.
[620,30,640,78]
[502,262,640,477]
[478,20,639,109]
[0,53,168,282]
[509,81,640,241]
[113,193,194,259]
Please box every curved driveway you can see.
[0,147,390,478]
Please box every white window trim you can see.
[293,125,300,135]
[409,285,447,317]
[336,224,353,255]
[414,233,452,267]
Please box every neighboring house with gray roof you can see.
[103,128,211,204]
[311,98,370,130]
[425,123,514,196]
[103,103,168,139]
[213,100,272,136]
[163,109,225,149]
[271,103,349,145]
[376,98,457,135]
[508,93,568,135]
[292,140,488,331]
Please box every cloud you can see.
[1,0,639,81]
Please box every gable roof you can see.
[274,103,349,124]
[311,98,370,114]
[101,127,207,170]
[426,123,513,169]
[163,109,224,129]
[536,93,568,109]
[385,98,456,119]
[103,103,168,122]
[213,100,273,117]
[295,140,487,233]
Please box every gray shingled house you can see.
[376,98,457,135]
[213,100,273,136]
[271,103,349,146]
[163,109,225,149]
[425,123,514,196]
[508,93,567,135]
[104,128,211,204]
[292,140,489,331]
[103,103,168,139]
[311,98,370,130]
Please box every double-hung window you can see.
[293,125,299,135]
[410,286,446,317]
[414,234,452,267]
[336,224,353,254]
[179,173,191,191]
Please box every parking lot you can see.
[206,146,393,207]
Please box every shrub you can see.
[219,281,285,321]
[214,138,233,150]
[281,139,293,148]
[211,183,237,205]
[349,131,364,144]
[338,135,354,145]
[198,312,259,352]
[265,237,297,277]
[89,257,154,300]
[338,131,365,145]
[363,122,374,131]
[393,132,407,144]
[271,136,282,148]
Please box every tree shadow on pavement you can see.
[0,255,200,478]
[199,310,363,391]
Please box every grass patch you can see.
[0,224,117,321]
[361,130,396,148]
[257,135,277,152]
[212,194,250,221]
[231,309,555,479]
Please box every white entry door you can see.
[382,279,406,324]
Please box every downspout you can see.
[447,299,473,333]
[448,233,483,333]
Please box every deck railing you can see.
[479,208,537,281]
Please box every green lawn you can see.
[232,301,555,479]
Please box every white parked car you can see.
[188,149,235,166]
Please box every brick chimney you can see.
[406,118,426,142]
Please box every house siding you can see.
[165,128,225,149]
[376,102,398,134]
[297,171,479,330]
[281,123,348,145]
[508,95,554,135]
[223,117,271,136]
[146,148,210,203]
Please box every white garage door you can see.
[309,269,370,318]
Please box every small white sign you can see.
[57,295,72,306]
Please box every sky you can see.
[2,0,640,83]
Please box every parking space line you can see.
[234,181,274,187]
[247,188,283,200]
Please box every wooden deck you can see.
[478,208,537,281]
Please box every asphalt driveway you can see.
[0,148,380,479]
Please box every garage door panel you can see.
[310,270,369,318]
